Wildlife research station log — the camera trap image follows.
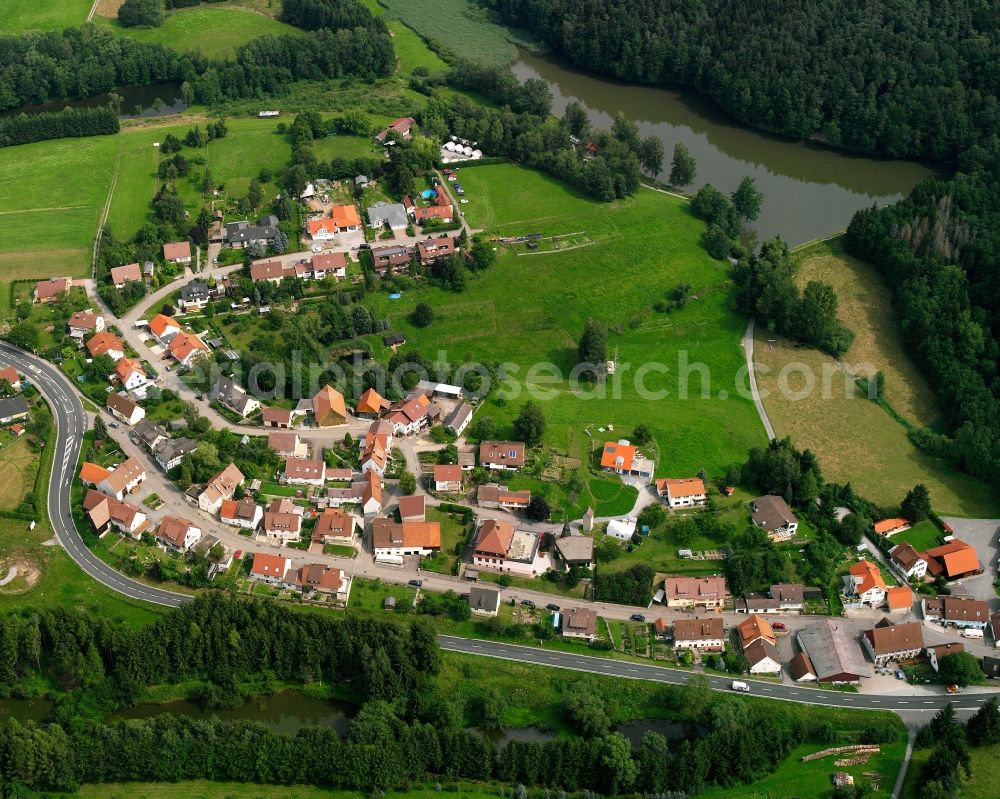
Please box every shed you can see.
[383,596,397,610]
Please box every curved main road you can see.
[0,341,188,608]
[4,343,999,711]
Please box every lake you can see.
[2,82,187,120]
[111,690,352,736]
[513,51,939,244]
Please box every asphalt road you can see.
[0,342,188,608]
[6,341,1000,712]
[439,636,998,712]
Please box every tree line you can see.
[0,15,393,117]
[0,103,118,149]
[844,147,1000,492]
[482,0,1000,162]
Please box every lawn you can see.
[794,238,941,427]
[346,577,416,612]
[753,321,999,516]
[418,506,472,574]
[94,6,305,59]
[506,470,638,523]
[4,0,92,32]
[891,519,942,551]
[902,740,1000,799]
[365,165,764,479]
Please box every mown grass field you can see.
[0,437,40,510]
[754,319,999,516]
[367,164,764,477]
[794,238,940,427]
[94,6,305,59]
[891,519,943,551]
[4,0,92,32]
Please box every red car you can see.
[772,622,787,631]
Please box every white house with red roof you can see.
[656,477,707,509]
[249,552,292,585]
[148,314,182,345]
[843,560,888,607]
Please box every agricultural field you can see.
[0,132,119,290]
[375,0,523,68]
[794,238,941,427]
[4,0,92,32]
[94,6,305,59]
[367,164,765,477]
[754,320,999,516]
[0,435,38,510]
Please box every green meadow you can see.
[94,6,305,59]
[4,0,92,33]
[368,164,765,476]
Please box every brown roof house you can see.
[197,462,244,515]
[433,463,463,493]
[263,497,304,545]
[672,618,726,651]
[106,393,145,426]
[661,575,727,609]
[922,596,990,629]
[155,515,201,553]
[477,482,530,511]
[312,508,356,544]
[479,440,525,471]
[472,519,541,577]
[34,277,70,303]
[561,607,598,641]
[889,542,928,581]
[748,495,799,541]
[862,619,924,667]
[398,494,426,522]
[96,456,146,501]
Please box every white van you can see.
[730,680,750,693]
[963,628,984,639]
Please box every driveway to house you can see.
[939,516,1000,605]
[743,319,776,441]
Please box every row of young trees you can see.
[0,13,394,115]
[483,0,1000,162]
[0,103,118,149]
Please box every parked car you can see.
[730,681,750,693]
[772,621,786,631]
[109,422,119,429]
[408,579,423,587]
[546,603,560,611]
[520,599,536,608]
[895,670,907,681]
[630,613,646,622]
[194,394,204,401]
[947,684,960,694]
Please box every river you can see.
[111,691,352,736]
[1,82,186,120]
[512,51,939,244]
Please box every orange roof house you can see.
[473,519,515,558]
[600,441,635,472]
[0,366,20,386]
[80,462,113,485]
[886,585,914,612]
[149,314,181,340]
[924,539,981,580]
[874,518,910,536]
[356,387,389,417]
[848,559,887,596]
[86,332,124,359]
[312,384,347,426]
[168,332,208,364]
[307,218,337,238]
[736,614,776,648]
[114,357,146,382]
[110,263,142,286]
[331,204,361,230]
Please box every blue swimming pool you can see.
[421,189,436,199]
